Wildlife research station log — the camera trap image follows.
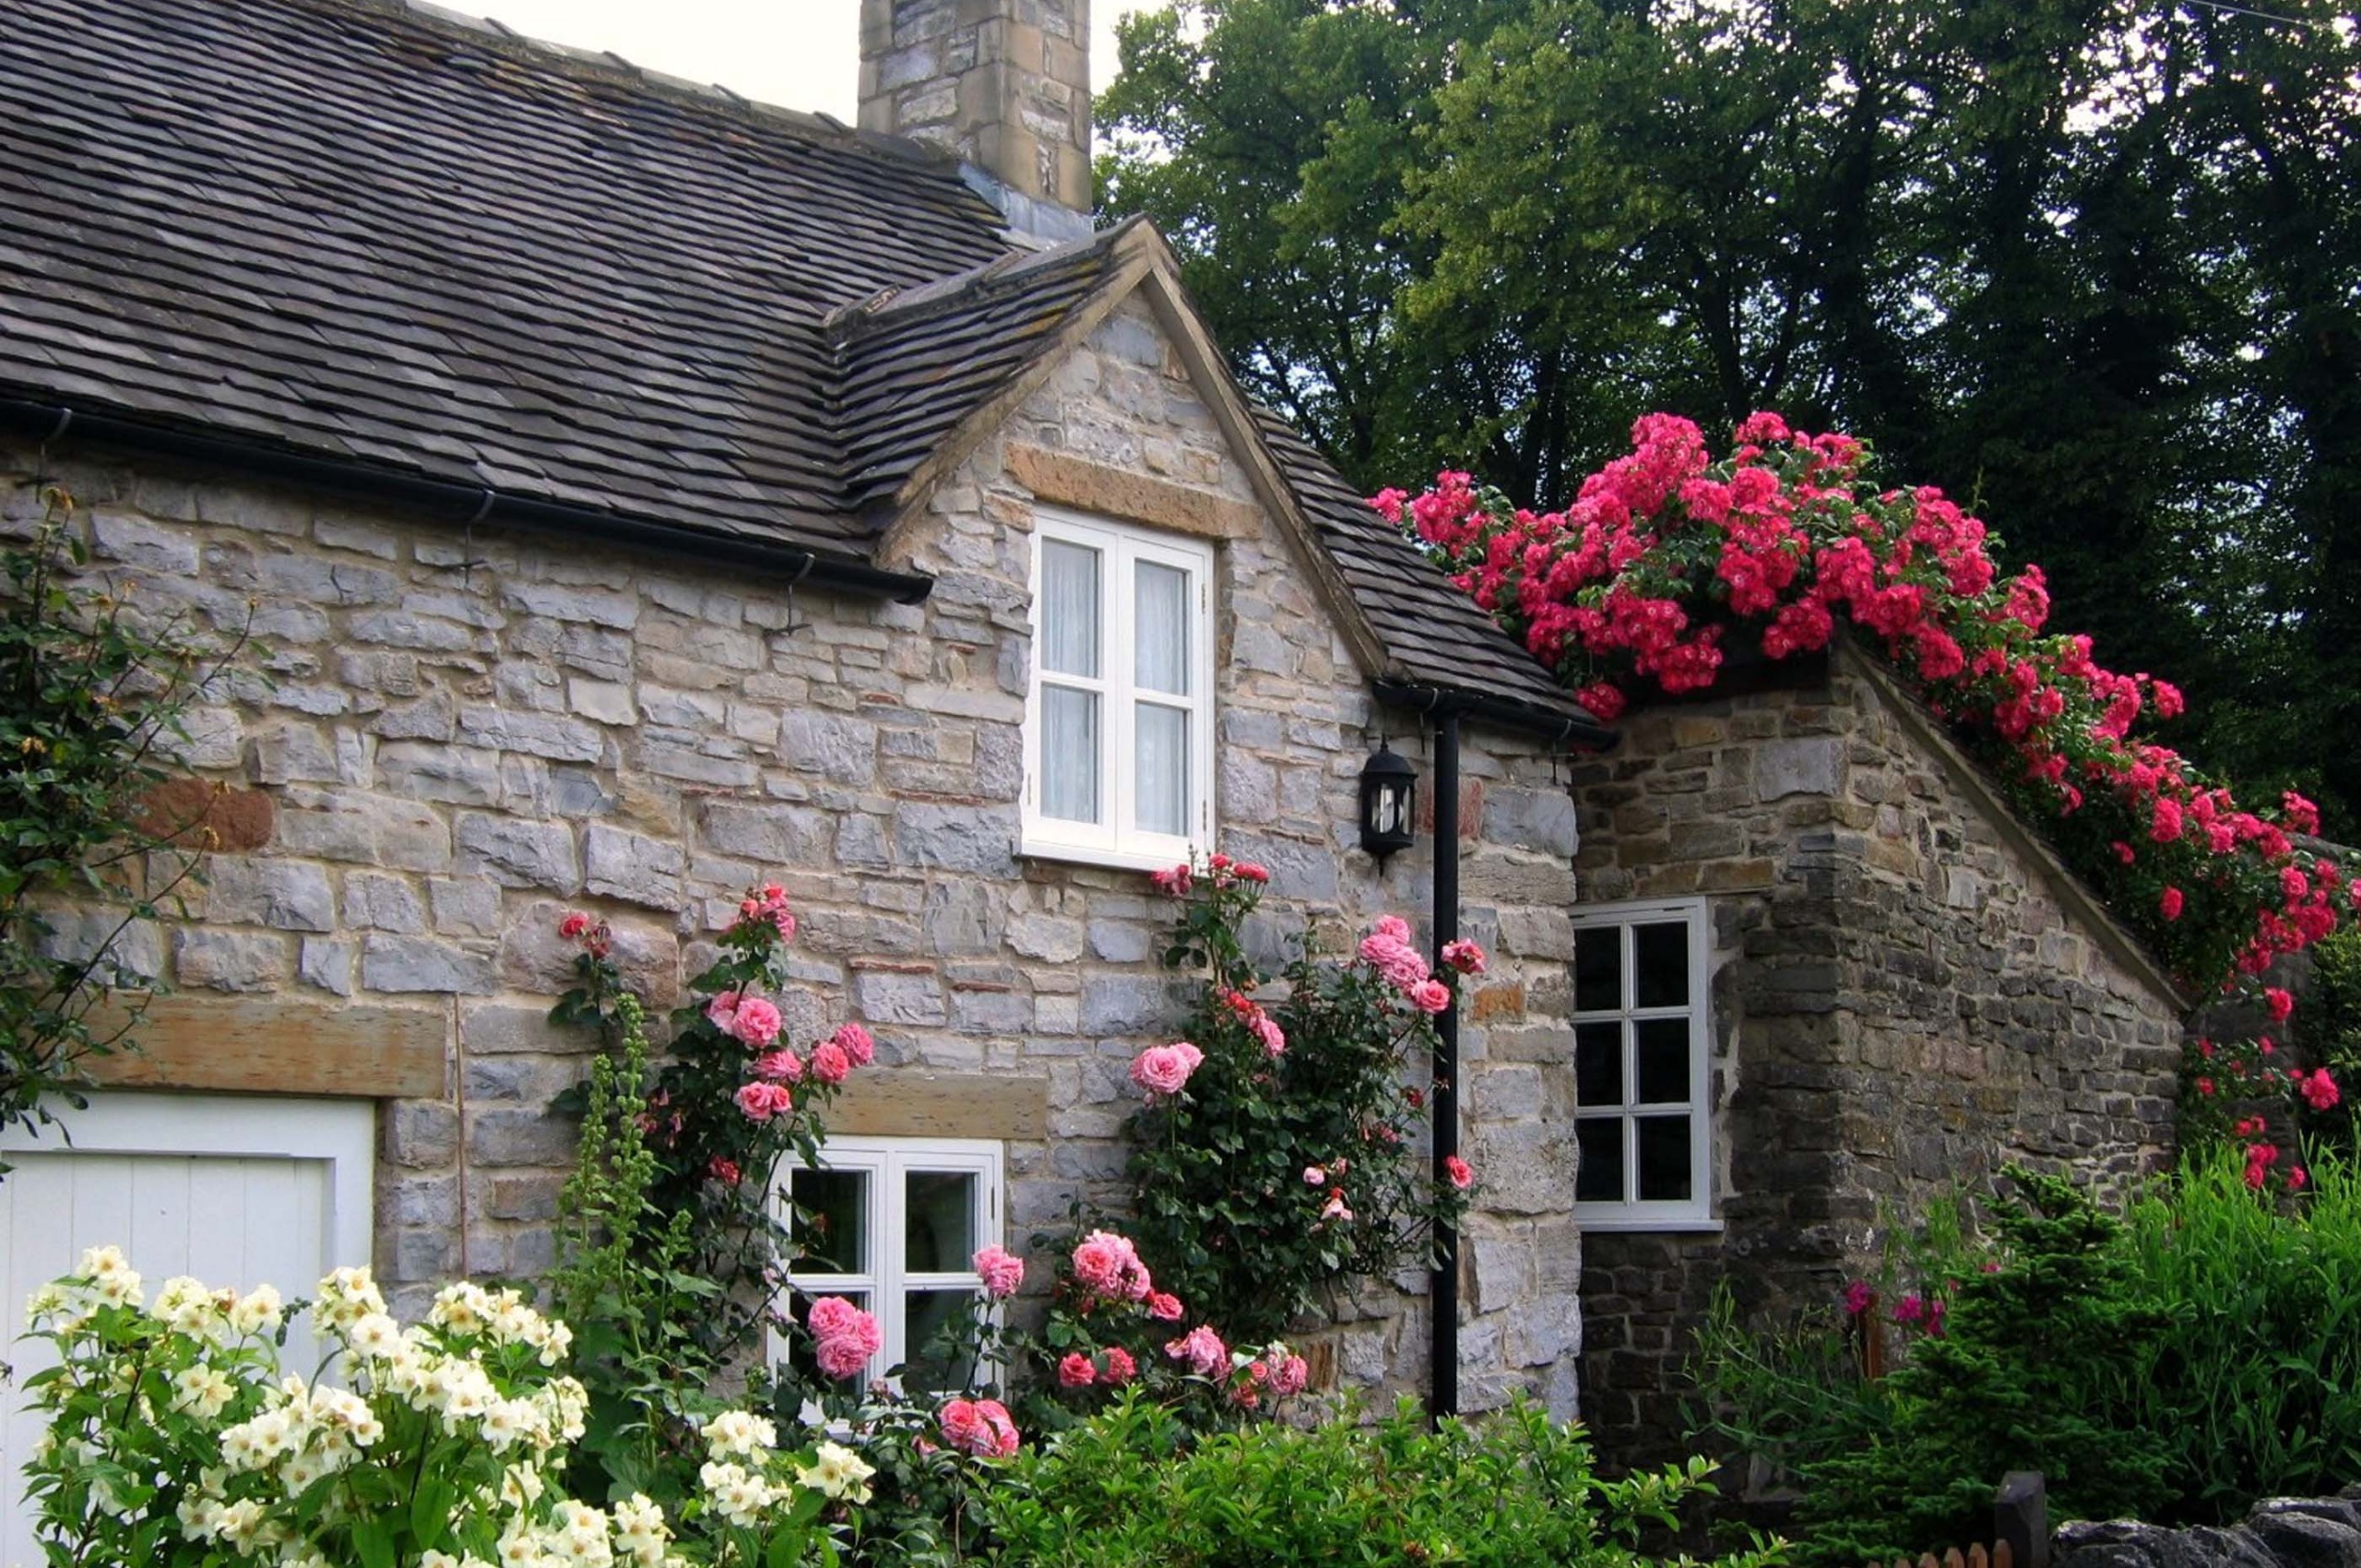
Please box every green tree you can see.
[1098,0,2361,826]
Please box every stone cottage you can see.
[0,0,1608,1520]
[1568,642,2185,1462]
[0,0,2191,1520]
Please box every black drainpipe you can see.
[1429,705,1463,1420]
[0,400,935,603]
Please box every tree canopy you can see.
[1097,0,2361,826]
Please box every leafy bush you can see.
[984,1391,1784,1568]
[0,485,246,1151]
[1118,854,1475,1347]
[18,1252,871,1568]
[1691,1154,2361,1562]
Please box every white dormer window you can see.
[1022,508,1215,871]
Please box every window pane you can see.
[1633,921,1691,1008]
[1135,703,1189,837]
[790,1168,866,1275]
[1040,540,1099,678]
[1574,1022,1623,1108]
[902,1289,981,1396]
[785,1289,871,1385]
[905,1170,978,1273]
[1134,560,1191,695]
[1575,1119,1625,1204]
[1574,927,1621,1013]
[1634,1018,1691,1105]
[1040,685,1099,824]
[1636,1115,1693,1202]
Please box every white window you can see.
[1023,508,1215,871]
[773,1136,1003,1394]
[1570,899,1715,1229]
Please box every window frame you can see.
[1569,897,1718,1231]
[770,1135,1004,1392]
[1021,506,1216,872]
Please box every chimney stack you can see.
[859,0,1093,235]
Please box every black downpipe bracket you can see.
[1429,707,1463,1421]
[0,400,936,604]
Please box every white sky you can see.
[461,1,1159,123]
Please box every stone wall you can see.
[1569,646,2183,1465]
[2055,1492,2361,1568]
[0,294,1587,1412]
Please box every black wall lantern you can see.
[1358,740,1418,861]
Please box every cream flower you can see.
[229,1283,284,1337]
[796,1441,875,1503]
[701,1409,776,1460]
[170,1364,237,1421]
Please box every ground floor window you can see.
[1570,897,1715,1229]
[773,1135,1003,1393]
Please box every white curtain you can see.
[1133,560,1190,836]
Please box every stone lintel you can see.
[826,1069,1048,1142]
[77,994,446,1099]
[1006,443,1262,541]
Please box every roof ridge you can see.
[823,217,1145,345]
[291,0,1005,201]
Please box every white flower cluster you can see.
[693,1409,872,1526]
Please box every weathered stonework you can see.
[2,294,1586,1413]
[858,0,1092,214]
[1568,645,2183,1465]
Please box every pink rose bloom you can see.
[1057,1352,1097,1388]
[1843,1280,1874,1317]
[973,1245,1026,1300]
[1409,978,1452,1014]
[1235,861,1270,884]
[939,1397,1019,1458]
[2266,988,2296,1023]
[1130,1041,1204,1099]
[752,1049,803,1083]
[730,996,784,1050]
[1148,864,1193,897]
[831,1021,875,1067]
[1442,939,1487,975]
[1892,1293,1927,1326]
[2302,1068,2341,1111]
[1302,1166,1325,1186]
[1102,1347,1137,1384]
[559,911,591,939]
[1072,1233,1129,1298]
[1146,1291,1183,1323]
[706,990,742,1033]
[1372,915,1412,944]
[1270,1354,1310,1397]
[811,1041,851,1085]
[1165,1324,1227,1379]
[1444,1155,1474,1191]
[1320,1192,1354,1223]
[1248,1011,1287,1058]
[806,1296,881,1380]
[734,1081,793,1123]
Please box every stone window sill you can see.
[1572,1215,1725,1235]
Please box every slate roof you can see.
[0,0,1602,731]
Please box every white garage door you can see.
[0,1093,374,1566]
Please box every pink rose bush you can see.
[937,1397,1019,1459]
[1115,853,1479,1350]
[552,882,885,1353]
[1382,417,2350,1190]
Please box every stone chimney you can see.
[859,0,1093,234]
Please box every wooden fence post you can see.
[1994,1471,2048,1568]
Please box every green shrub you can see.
[982,1392,1784,1568]
[2117,1149,2361,1511]
[1690,1155,2361,1563]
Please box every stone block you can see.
[1079,974,1180,1036]
[385,1099,459,1169]
[851,967,946,1026]
[344,871,426,933]
[362,932,497,995]
[1006,912,1084,962]
[456,813,580,894]
[502,579,639,630]
[90,510,200,574]
[196,855,335,932]
[584,824,684,909]
[780,709,877,785]
[892,802,1017,874]
[456,705,603,763]
[274,788,450,873]
[1754,736,1843,800]
[430,877,503,936]
[173,927,290,992]
[299,935,355,995]
[567,678,637,727]
[467,1107,576,1168]
[463,1002,594,1057]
